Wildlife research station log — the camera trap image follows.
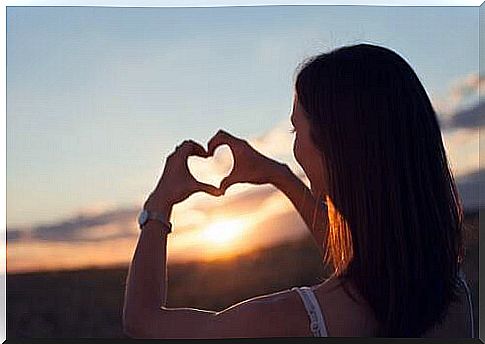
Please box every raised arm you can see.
[271,163,329,258]
[122,207,297,339]
[123,211,297,339]
[122,139,218,338]
[122,138,301,339]
[123,210,278,338]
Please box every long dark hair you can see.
[294,43,465,337]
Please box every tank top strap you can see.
[291,286,328,337]
[458,269,474,338]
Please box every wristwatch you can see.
[138,209,172,234]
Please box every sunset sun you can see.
[200,219,246,246]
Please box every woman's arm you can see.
[272,163,329,257]
[122,198,174,337]
[122,211,222,338]
[123,139,300,339]
[122,195,298,339]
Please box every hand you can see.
[145,139,223,211]
[207,129,288,194]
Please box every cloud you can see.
[440,100,485,130]
[7,207,139,243]
[249,119,294,158]
[247,119,308,183]
[432,73,484,119]
[442,127,480,179]
[429,74,483,210]
[190,185,278,217]
[6,229,24,242]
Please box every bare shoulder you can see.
[312,276,472,338]
[212,287,310,337]
[312,277,380,336]
[126,286,317,339]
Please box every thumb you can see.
[219,175,236,195]
[196,181,223,197]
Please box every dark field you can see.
[7,211,479,338]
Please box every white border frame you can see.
[2,1,481,341]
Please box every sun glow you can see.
[200,219,247,246]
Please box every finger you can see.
[177,139,209,158]
[207,129,240,156]
[219,174,237,195]
[195,181,223,197]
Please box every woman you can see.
[122,43,474,338]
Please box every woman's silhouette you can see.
[123,43,474,338]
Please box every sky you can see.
[5,5,483,272]
[6,5,480,228]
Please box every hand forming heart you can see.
[144,129,286,212]
[206,129,284,193]
[146,139,222,209]
[187,141,234,194]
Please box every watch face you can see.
[138,210,149,226]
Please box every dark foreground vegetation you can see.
[7,210,479,338]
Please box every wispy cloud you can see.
[434,74,483,183]
[432,72,484,120]
[440,101,485,130]
[442,127,480,178]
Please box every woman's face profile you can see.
[291,92,326,197]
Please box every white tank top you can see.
[292,271,474,337]
[291,285,328,336]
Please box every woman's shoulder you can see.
[217,285,318,337]
[310,275,473,338]
[311,276,380,336]
[261,277,380,337]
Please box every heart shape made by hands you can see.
[187,144,234,191]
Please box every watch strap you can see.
[140,210,172,234]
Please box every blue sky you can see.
[6,6,479,227]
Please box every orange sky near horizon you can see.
[6,179,312,273]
